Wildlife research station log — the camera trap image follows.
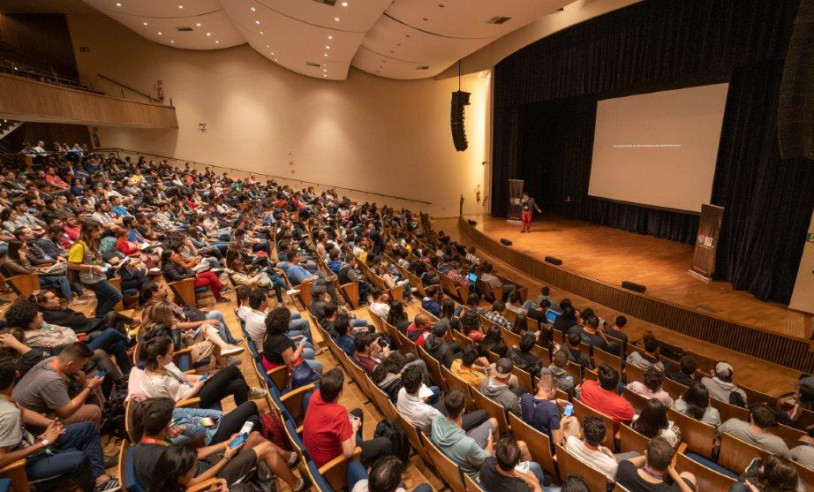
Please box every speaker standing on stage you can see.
[520,192,542,233]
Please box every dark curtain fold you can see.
[492,0,809,303]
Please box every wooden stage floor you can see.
[454,214,812,341]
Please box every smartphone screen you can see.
[198,417,215,427]
[96,370,107,378]
[200,372,210,382]
[563,403,574,417]
[229,433,248,449]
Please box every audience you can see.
[579,364,634,430]
[672,383,721,426]
[430,390,498,478]
[702,361,748,406]
[717,404,790,457]
[627,366,674,407]
[615,437,696,492]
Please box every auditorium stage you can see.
[452,214,812,341]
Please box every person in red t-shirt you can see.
[302,368,394,467]
[406,313,432,348]
[579,364,634,432]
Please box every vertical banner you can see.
[690,204,725,281]
[508,179,524,222]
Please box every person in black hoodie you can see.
[32,289,132,334]
[423,320,461,369]
[508,331,541,377]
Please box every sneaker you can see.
[226,356,243,366]
[248,386,267,399]
[94,478,120,492]
[221,345,245,356]
[70,298,89,306]
[293,476,311,492]
[230,338,244,345]
[286,288,300,296]
[288,451,301,469]
[103,453,119,469]
[215,296,232,303]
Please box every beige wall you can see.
[66,14,492,218]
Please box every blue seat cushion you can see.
[307,460,334,492]
[686,452,739,478]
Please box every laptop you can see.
[545,309,559,324]
[467,273,478,283]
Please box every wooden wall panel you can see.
[458,217,814,373]
[0,74,177,128]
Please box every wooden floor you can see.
[437,216,806,397]
[457,214,813,340]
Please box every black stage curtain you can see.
[493,0,811,303]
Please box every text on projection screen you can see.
[587,83,729,213]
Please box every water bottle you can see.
[239,421,254,436]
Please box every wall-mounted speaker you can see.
[622,280,646,293]
[500,238,513,246]
[467,219,477,226]
[451,90,471,152]
[544,256,562,266]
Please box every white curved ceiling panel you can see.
[79,0,590,80]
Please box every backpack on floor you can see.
[259,411,291,451]
[100,381,129,441]
[374,418,410,463]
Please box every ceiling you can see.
[66,0,574,81]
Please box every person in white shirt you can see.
[245,289,272,352]
[396,365,441,432]
[565,416,619,483]
[235,285,252,322]
[369,288,391,319]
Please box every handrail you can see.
[94,147,432,205]
[97,74,159,103]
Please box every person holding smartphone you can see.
[520,373,578,450]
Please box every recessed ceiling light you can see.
[255,20,260,25]
[325,45,330,49]
[250,6,256,11]
[323,74,327,77]
[215,40,220,44]
[157,31,163,35]
[143,22,148,26]
[196,23,201,27]
[170,40,175,43]
[324,53,328,57]
[178,5,183,9]
[206,32,211,36]
[274,58,278,61]
[259,31,264,35]
[341,1,348,6]
[271,52,275,55]
[323,69,327,72]
[115,2,121,6]
[334,17,340,21]
[266,44,270,48]
[328,35,333,40]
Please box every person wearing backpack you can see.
[520,373,578,450]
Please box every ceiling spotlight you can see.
[328,35,333,40]
[157,31,163,35]
[324,53,328,57]
[323,69,327,72]
[271,52,275,55]
[206,32,211,36]
[115,2,121,6]
[259,31,264,35]
[323,75,327,77]
[250,6,256,11]
[325,45,330,49]
[170,40,175,43]
[196,22,201,27]
[334,17,340,21]
[265,44,270,48]
[255,20,261,25]
[274,58,278,61]
[178,5,183,9]
[341,1,348,6]
[215,40,220,44]
[143,22,148,26]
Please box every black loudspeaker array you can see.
[451,90,471,152]
[622,281,647,293]
[500,238,513,246]
[778,0,814,160]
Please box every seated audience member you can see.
[346,456,432,492]
[625,332,664,372]
[480,358,525,416]
[144,446,227,492]
[665,355,697,388]
[396,365,443,431]
[479,436,546,492]
[333,314,356,356]
[718,403,790,457]
[541,349,576,397]
[479,325,508,358]
[508,331,542,377]
[132,397,306,491]
[371,352,429,403]
[262,307,322,375]
[702,361,748,406]
[461,310,485,343]
[484,301,513,330]
[579,364,634,430]
[560,475,590,492]
[430,390,498,478]
[672,383,721,426]
[790,437,814,470]
[603,315,629,355]
[32,288,131,334]
[569,315,610,354]
[368,288,391,319]
[450,345,489,388]
[565,416,618,483]
[12,342,104,426]
[423,320,459,369]
[140,336,265,406]
[406,313,433,348]
[728,455,799,492]
[0,358,119,492]
[421,286,442,317]
[353,332,389,374]
[627,367,674,408]
[615,438,696,492]
[778,375,814,428]
[565,332,590,369]
[387,301,412,334]
[303,369,394,467]
[520,373,576,447]
[631,399,679,449]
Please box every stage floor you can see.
[452,214,812,340]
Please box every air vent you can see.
[416,65,430,70]
[312,0,337,5]
[306,62,322,68]
[486,16,511,24]
[176,26,194,32]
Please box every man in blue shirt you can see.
[281,253,339,304]
[109,196,130,218]
[520,373,575,449]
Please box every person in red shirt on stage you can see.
[520,192,542,233]
[302,368,394,468]
[579,364,634,432]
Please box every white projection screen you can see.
[588,83,730,213]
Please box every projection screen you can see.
[588,83,730,213]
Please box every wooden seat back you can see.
[740,384,778,407]
[571,398,615,450]
[395,411,430,464]
[423,435,467,492]
[793,461,814,492]
[109,276,125,311]
[619,423,650,454]
[511,365,534,394]
[530,344,550,364]
[718,432,772,475]
[666,409,716,458]
[501,326,521,348]
[675,452,736,492]
[593,347,623,374]
[508,412,555,476]
[624,362,646,386]
[418,346,447,391]
[661,377,689,401]
[708,397,750,423]
[396,330,418,357]
[555,444,608,492]
[168,277,197,307]
[564,361,583,385]
[471,387,510,434]
[4,272,40,299]
[621,387,649,412]
[441,366,477,412]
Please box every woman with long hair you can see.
[161,249,230,303]
[2,239,79,303]
[673,383,722,426]
[141,301,242,366]
[631,399,679,448]
[727,455,799,492]
[67,219,122,316]
[386,301,411,333]
[139,336,265,406]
